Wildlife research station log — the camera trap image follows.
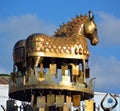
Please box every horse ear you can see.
[92,15,94,20]
[89,10,94,20]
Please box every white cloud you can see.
[0,67,6,74]
[0,14,57,73]
[88,12,120,94]
[97,12,120,46]
[0,14,57,40]
[90,55,120,94]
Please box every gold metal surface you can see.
[72,64,79,75]
[13,39,26,71]
[9,11,99,109]
[40,63,44,73]
[26,34,89,62]
[31,94,35,107]
[37,72,44,81]
[47,94,55,106]
[84,21,96,34]
[60,74,71,86]
[37,96,45,108]
[85,100,94,111]
[73,95,81,107]
[61,65,68,75]
[66,96,72,108]
[25,12,98,66]
[49,64,57,75]
[56,95,64,107]
[63,104,70,111]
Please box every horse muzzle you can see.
[91,37,99,45]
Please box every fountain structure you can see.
[8,11,99,111]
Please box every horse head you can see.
[83,11,99,45]
[54,11,99,46]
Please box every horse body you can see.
[10,11,99,103]
[25,11,98,68]
[26,33,88,58]
[13,11,99,73]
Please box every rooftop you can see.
[0,74,10,85]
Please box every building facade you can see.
[0,76,120,111]
[0,76,9,111]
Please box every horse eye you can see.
[95,28,97,31]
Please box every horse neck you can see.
[66,23,85,37]
[54,15,88,37]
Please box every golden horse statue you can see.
[11,11,99,103]
[25,11,98,69]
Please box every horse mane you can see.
[54,14,89,37]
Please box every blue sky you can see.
[0,0,120,94]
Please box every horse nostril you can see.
[91,38,99,45]
[96,39,99,44]
[95,39,99,44]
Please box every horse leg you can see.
[82,59,86,84]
